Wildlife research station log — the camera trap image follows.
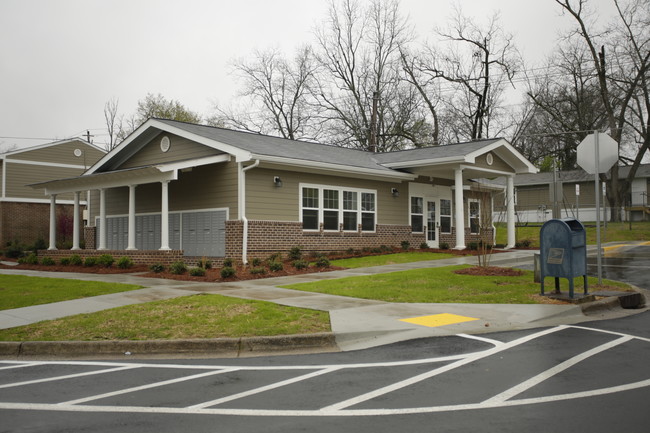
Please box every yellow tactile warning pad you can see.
[400,313,480,328]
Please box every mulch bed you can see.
[453,266,525,277]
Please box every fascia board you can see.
[158,154,231,172]
[379,155,466,169]
[36,167,178,195]
[466,138,538,174]
[86,119,251,175]
[458,164,517,177]
[253,154,417,180]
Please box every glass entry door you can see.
[426,200,438,248]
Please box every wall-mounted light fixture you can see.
[274,176,283,187]
[391,188,399,197]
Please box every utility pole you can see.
[369,91,379,153]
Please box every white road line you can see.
[457,333,505,347]
[188,367,342,409]
[320,326,568,412]
[568,325,650,343]
[59,368,240,406]
[0,365,139,389]
[2,376,650,417]
[0,363,38,371]
[483,335,634,404]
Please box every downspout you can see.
[239,159,260,265]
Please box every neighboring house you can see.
[491,164,650,223]
[33,119,536,264]
[0,139,105,248]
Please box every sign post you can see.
[576,131,619,285]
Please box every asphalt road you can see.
[1,244,649,432]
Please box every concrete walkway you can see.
[0,250,641,354]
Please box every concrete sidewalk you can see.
[0,249,643,356]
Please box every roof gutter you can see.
[239,159,260,265]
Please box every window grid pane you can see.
[324,189,339,209]
[343,191,357,210]
[411,197,423,214]
[303,188,319,208]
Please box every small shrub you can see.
[420,242,429,249]
[269,261,284,272]
[467,242,478,251]
[69,254,83,266]
[169,261,187,275]
[346,247,355,255]
[222,258,234,267]
[189,267,206,277]
[198,257,212,269]
[31,237,47,252]
[59,257,71,266]
[250,267,267,275]
[84,257,98,267]
[292,259,309,270]
[97,254,115,268]
[371,247,382,254]
[150,263,165,273]
[41,257,55,266]
[220,266,236,278]
[439,242,450,250]
[401,241,410,250]
[251,257,262,267]
[315,256,331,268]
[18,253,37,265]
[267,252,282,262]
[117,256,134,269]
[288,246,302,261]
[4,241,25,259]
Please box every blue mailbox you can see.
[540,218,588,299]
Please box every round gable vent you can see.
[160,136,171,152]
[486,152,494,166]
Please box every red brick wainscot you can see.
[38,249,184,266]
[226,220,426,261]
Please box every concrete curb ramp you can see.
[0,333,337,359]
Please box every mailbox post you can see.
[540,218,588,299]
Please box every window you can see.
[440,199,452,233]
[301,185,376,232]
[410,197,423,233]
[302,188,319,230]
[469,199,480,234]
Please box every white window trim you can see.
[440,198,453,234]
[409,195,424,234]
[300,183,377,233]
[468,198,480,234]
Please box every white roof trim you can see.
[86,119,250,175]
[466,139,538,174]
[2,138,106,157]
[254,154,417,180]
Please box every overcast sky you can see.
[0,0,618,151]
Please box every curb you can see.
[0,332,338,359]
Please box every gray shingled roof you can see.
[156,119,504,172]
[156,119,395,173]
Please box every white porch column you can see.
[506,175,516,249]
[127,185,137,250]
[454,168,466,249]
[48,194,57,250]
[160,180,170,250]
[72,191,81,250]
[98,188,107,250]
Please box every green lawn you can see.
[281,265,630,304]
[330,252,455,268]
[0,294,331,341]
[0,275,143,310]
[495,220,650,248]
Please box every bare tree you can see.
[554,0,650,221]
[313,0,426,151]
[214,46,320,141]
[103,97,122,151]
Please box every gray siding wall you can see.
[10,142,104,165]
[245,167,408,225]
[5,162,83,200]
[89,161,238,222]
[119,133,222,169]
